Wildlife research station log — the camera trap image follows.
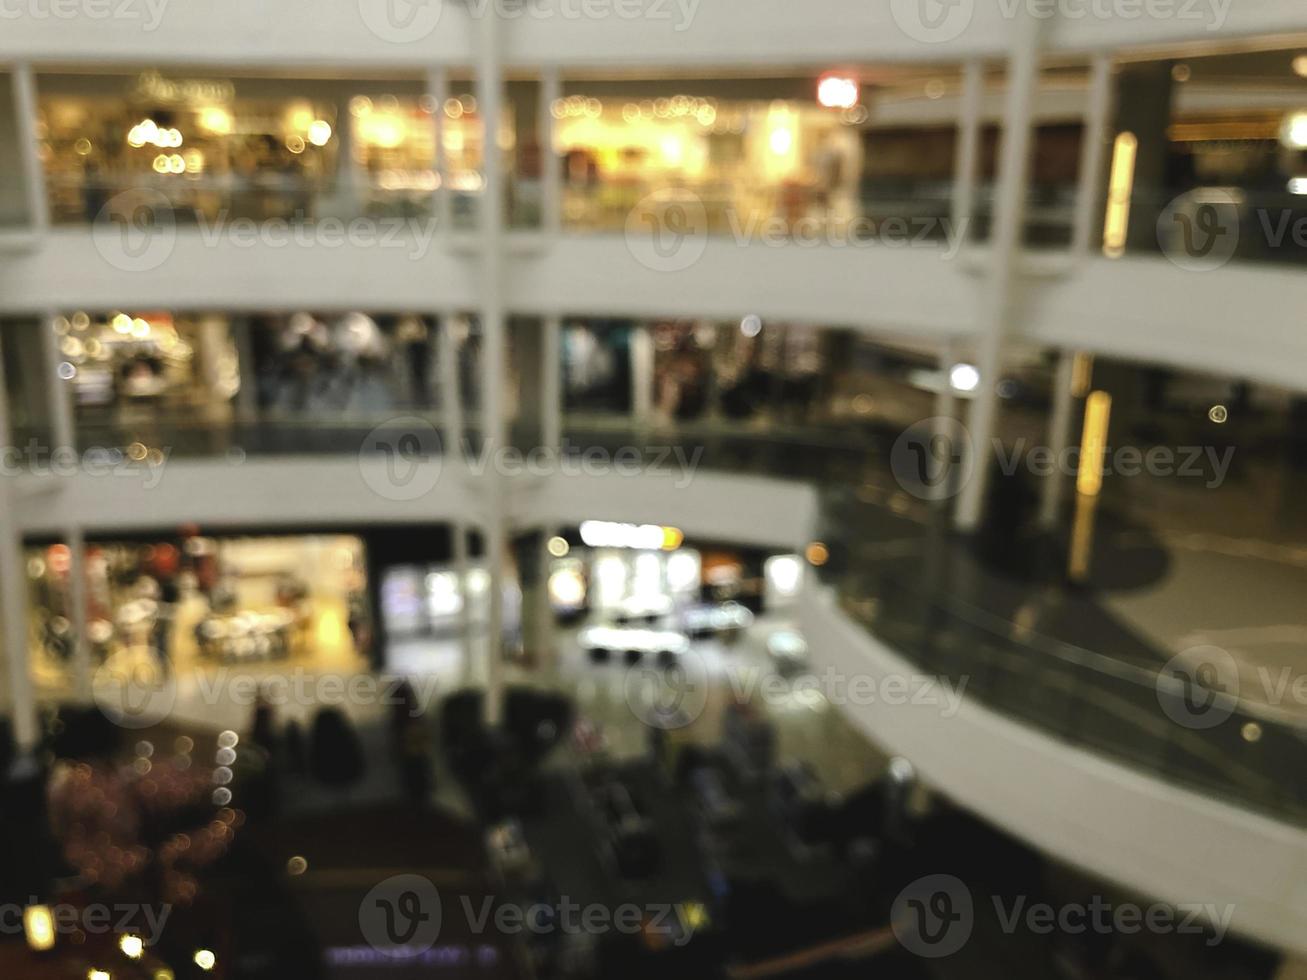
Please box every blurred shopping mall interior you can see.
[2,2,1307,978]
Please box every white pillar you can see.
[476,11,507,727]
[542,315,562,452]
[1039,351,1078,530]
[1072,54,1115,258]
[951,60,984,242]
[428,66,452,233]
[42,311,75,452]
[0,335,39,754]
[631,324,655,426]
[438,314,465,458]
[66,525,92,703]
[540,68,562,235]
[40,315,92,702]
[956,13,1045,532]
[13,64,48,233]
[453,520,475,687]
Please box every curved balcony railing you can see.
[560,416,1307,825]
[8,406,1304,822]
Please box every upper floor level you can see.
[0,0,1304,68]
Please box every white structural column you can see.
[42,314,94,701]
[438,313,465,456]
[542,315,562,452]
[540,68,562,235]
[428,66,452,233]
[1039,351,1079,530]
[955,13,1045,532]
[631,325,655,426]
[476,10,508,726]
[1072,54,1116,258]
[66,525,92,702]
[951,60,985,241]
[0,336,38,752]
[12,63,48,232]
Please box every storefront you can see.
[37,70,490,225]
[27,532,370,695]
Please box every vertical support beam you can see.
[40,314,92,701]
[951,59,985,242]
[1039,350,1078,530]
[438,313,465,458]
[956,13,1045,532]
[476,11,507,727]
[541,315,562,452]
[540,67,562,235]
[232,316,259,420]
[1072,54,1115,258]
[428,66,452,233]
[453,520,475,686]
[41,311,74,452]
[66,525,91,703]
[13,64,48,233]
[631,324,655,426]
[0,335,38,754]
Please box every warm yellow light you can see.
[661,527,685,551]
[1102,132,1137,258]
[120,935,144,959]
[112,313,133,334]
[88,971,111,980]
[24,905,55,952]
[1280,112,1307,150]
[769,125,793,156]
[1295,55,1307,79]
[359,114,404,149]
[199,106,233,135]
[1070,352,1094,399]
[154,972,174,980]
[194,949,216,971]
[805,542,830,567]
[547,536,570,558]
[1076,390,1112,497]
[307,120,333,147]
